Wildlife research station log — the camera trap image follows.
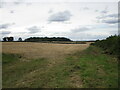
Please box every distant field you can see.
[2,42,91,59]
[2,42,118,88]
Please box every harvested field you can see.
[2,42,91,59]
[2,42,118,88]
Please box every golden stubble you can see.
[2,42,91,59]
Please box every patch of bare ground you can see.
[69,73,83,88]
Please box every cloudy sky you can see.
[0,0,119,41]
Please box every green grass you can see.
[2,54,47,88]
[2,53,20,64]
[2,46,118,88]
[66,46,118,88]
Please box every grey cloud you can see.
[10,10,14,13]
[13,0,24,5]
[96,14,118,19]
[102,19,119,24]
[27,26,41,34]
[1,0,27,8]
[71,27,90,33]
[100,7,108,14]
[101,10,108,14]
[0,23,14,29]
[48,9,53,13]
[96,16,103,19]
[107,14,118,18]
[83,7,89,10]
[14,2,21,5]
[14,1,32,6]
[95,10,99,12]
[0,31,11,35]
[96,13,119,24]
[48,10,72,22]
[96,16,106,19]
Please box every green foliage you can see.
[24,37,71,42]
[91,35,120,59]
[3,37,14,42]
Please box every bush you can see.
[91,35,120,59]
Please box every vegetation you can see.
[24,37,71,42]
[91,35,120,59]
[3,37,14,42]
[68,46,118,88]
[2,35,119,88]
[2,45,118,88]
[18,37,22,42]
[2,37,72,42]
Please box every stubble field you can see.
[2,42,91,59]
[2,42,118,88]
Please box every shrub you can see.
[91,35,120,59]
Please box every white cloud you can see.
[0,2,118,40]
[2,0,119,3]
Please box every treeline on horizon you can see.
[2,35,120,58]
[24,37,71,42]
[91,35,120,59]
[2,37,72,42]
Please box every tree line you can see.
[3,37,14,42]
[2,37,22,42]
[2,37,71,42]
[24,37,71,42]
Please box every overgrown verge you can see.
[65,46,118,88]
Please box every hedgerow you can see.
[91,35,120,59]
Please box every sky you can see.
[0,0,119,41]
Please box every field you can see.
[2,42,118,88]
[2,42,91,59]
